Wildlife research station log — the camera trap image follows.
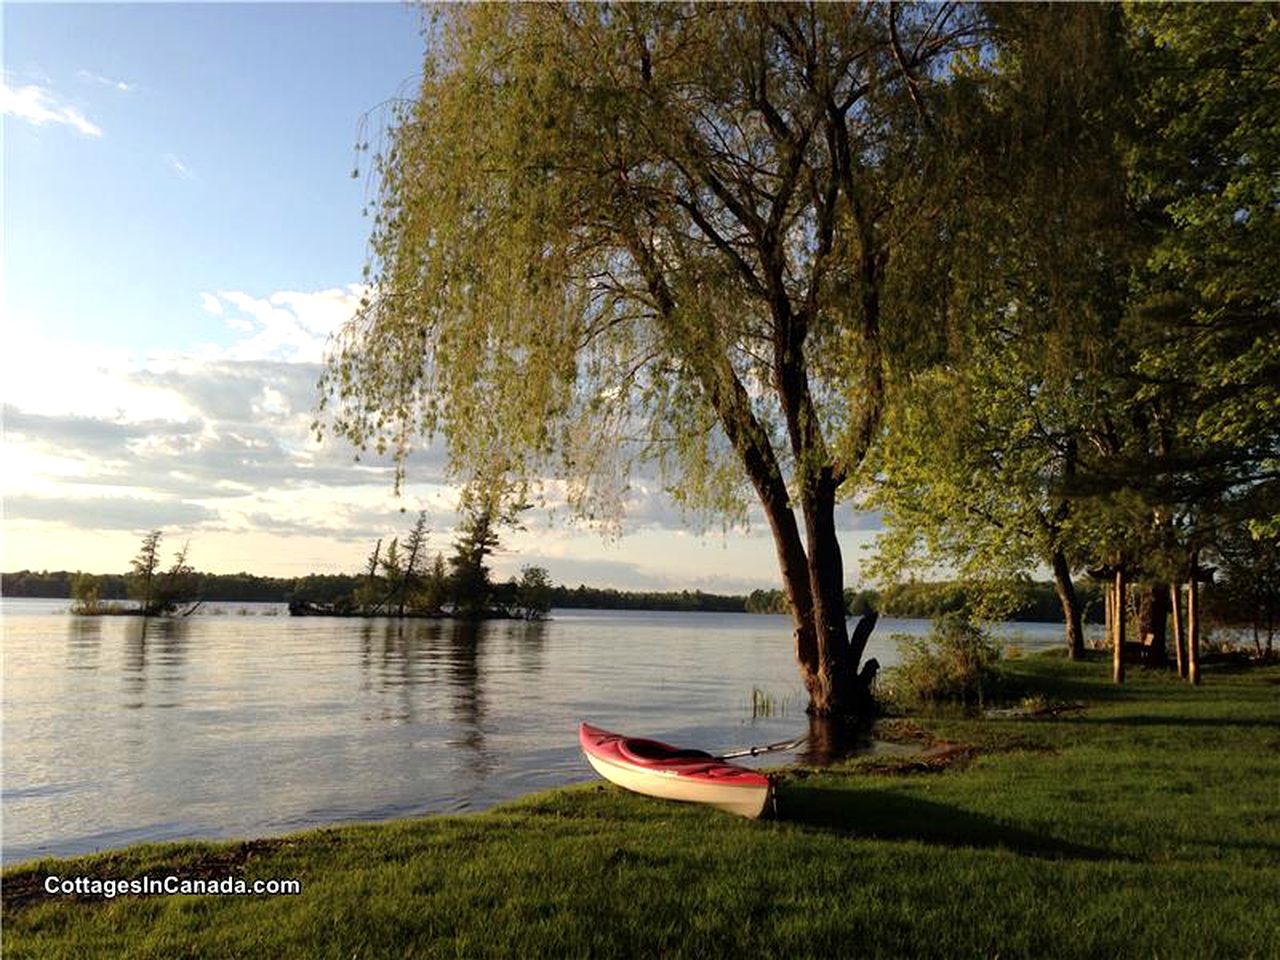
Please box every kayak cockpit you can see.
[617,738,715,765]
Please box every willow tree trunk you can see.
[1170,582,1186,679]
[750,465,855,718]
[801,478,854,715]
[1051,549,1085,660]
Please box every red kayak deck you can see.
[579,723,773,818]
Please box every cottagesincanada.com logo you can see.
[44,874,302,898]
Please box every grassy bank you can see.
[5,655,1278,959]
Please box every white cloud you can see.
[0,79,102,137]
[199,293,223,316]
[205,285,367,364]
[164,153,195,180]
[77,70,133,93]
[1,329,197,423]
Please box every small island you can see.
[59,502,554,623]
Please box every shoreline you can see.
[5,656,1278,960]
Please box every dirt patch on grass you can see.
[853,741,980,776]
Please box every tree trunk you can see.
[1170,582,1186,679]
[1186,575,1200,685]
[799,474,854,715]
[1113,567,1126,684]
[1137,583,1169,666]
[1050,549,1085,660]
[757,488,822,698]
[627,220,870,719]
[1104,580,1115,658]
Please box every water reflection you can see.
[65,617,102,671]
[446,620,486,735]
[121,617,191,709]
[511,619,548,675]
[799,714,877,766]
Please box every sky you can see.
[2,1,885,592]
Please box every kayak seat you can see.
[619,738,715,764]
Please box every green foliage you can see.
[865,4,1280,643]
[878,580,1104,624]
[511,566,553,621]
[418,553,449,614]
[320,5,983,513]
[2,570,364,604]
[846,589,880,617]
[744,588,790,615]
[1122,2,1280,541]
[127,530,163,611]
[862,4,1134,639]
[68,572,103,614]
[886,615,1005,708]
[448,499,501,617]
[125,532,197,616]
[1207,527,1279,654]
[351,538,385,611]
[549,585,746,613]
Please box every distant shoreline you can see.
[1,569,1106,622]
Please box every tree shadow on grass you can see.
[777,783,1124,862]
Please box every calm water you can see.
[1,599,1082,863]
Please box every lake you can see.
[0,599,1089,864]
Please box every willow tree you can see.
[321,3,982,716]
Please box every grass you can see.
[4,654,1278,959]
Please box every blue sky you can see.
[2,2,883,589]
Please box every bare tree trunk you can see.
[1170,582,1186,679]
[1103,582,1112,655]
[1106,579,1117,659]
[1113,567,1126,684]
[1187,562,1201,686]
[1051,549,1085,660]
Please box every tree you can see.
[352,538,384,611]
[420,552,449,614]
[864,3,1135,660]
[70,572,103,614]
[380,537,404,610]
[395,511,431,616]
[865,4,1278,685]
[128,530,163,614]
[126,531,197,616]
[1125,5,1280,539]
[321,3,986,716]
[158,540,197,615]
[513,565,553,621]
[1099,3,1280,681]
[1211,526,1279,657]
[448,495,505,617]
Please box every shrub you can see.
[887,614,1004,709]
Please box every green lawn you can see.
[5,654,1278,959]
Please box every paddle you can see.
[718,734,808,760]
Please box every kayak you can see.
[578,722,774,819]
